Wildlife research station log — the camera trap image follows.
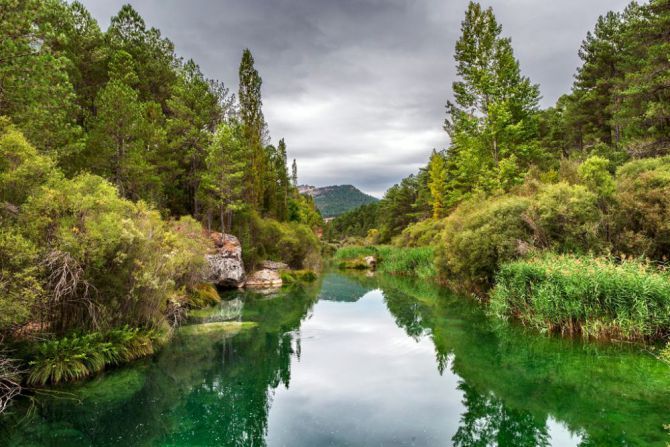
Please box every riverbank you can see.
[334,245,670,352]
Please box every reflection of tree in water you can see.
[370,273,670,447]
[452,382,549,447]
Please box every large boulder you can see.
[260,260,289,271]
[206,233,245,288]
[245,269,283,288]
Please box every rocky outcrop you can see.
[260,260,289,271]
[245,269,283,288]
[206,233,245,288]
[364,256,377,270]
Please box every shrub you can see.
[241,212,321,270]
[186,284,221,309]
[526,182,604,253]
[613,156,670,259]
[393,218,446,248]
[491,254,670,340]
[435,195,532,287]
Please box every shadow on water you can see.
[1,272,669,446]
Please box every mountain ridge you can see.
[299,184,378,218]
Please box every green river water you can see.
[2,271,669,446]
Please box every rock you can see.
[245,269,283,288]
[206,233,246,288]
[364,256,377,270]
[260,260,289,271]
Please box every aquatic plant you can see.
[26,327,167,385]
[491,253,670,340]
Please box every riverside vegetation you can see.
[331,0,670,353]
[0,1,322,411]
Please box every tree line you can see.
[1,0,321,234]
[329,0,670,243]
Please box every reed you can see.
[491,253,670,340]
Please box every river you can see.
[2,271,669,446]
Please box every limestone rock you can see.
[206,233,246,288]
[364,255,377,270]
[260,260,289,271]
[245,269,283,288]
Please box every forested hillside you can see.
[0,0,322,400]
[299,184,378,218]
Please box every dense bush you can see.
[393,218,446,248]
[613,156,670,259]
[491,254,670,340]
[240,212,321,270]
[0,123,209,335]
[526,182,603,253]
[435,195,532,287]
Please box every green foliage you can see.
[326,202,380,241]
[393,218,446,248]
[26,326,166,385]
[613,156,670,258]
[435,195,532,287]
[578,155,615,198]
[186,284,221,309]
[240,212,321,270]
[491,254,670,340]
[334,246,436,280]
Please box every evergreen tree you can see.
[616,0,670,156]
[291,159,299,188]
[427,150,449,218]
[238,49,266,208]
[200,121,246,233]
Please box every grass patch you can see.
[491,253,670,340]
[334,245,436,280]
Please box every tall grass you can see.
[334,246,436,280]
[26,326,167,385]
[491,253,670,340]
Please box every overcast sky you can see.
[81,0,631,197]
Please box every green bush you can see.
[491,254,670,340]
[240,212,321,270]
[393,218,446,247]
[435,182,606,288]
[435,195,532,287]
[613,156,670,259]
[526,182,604,253]
[186,284,221,309]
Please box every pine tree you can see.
[616,0,670,156]
[200,121,246,233]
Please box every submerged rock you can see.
[245,269,283,288]
[206,233,246,288]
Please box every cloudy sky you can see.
[81,0,630,197]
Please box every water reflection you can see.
[2,273,669,446]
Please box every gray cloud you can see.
[80,0,631,197]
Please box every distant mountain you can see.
[299,184,379,218]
